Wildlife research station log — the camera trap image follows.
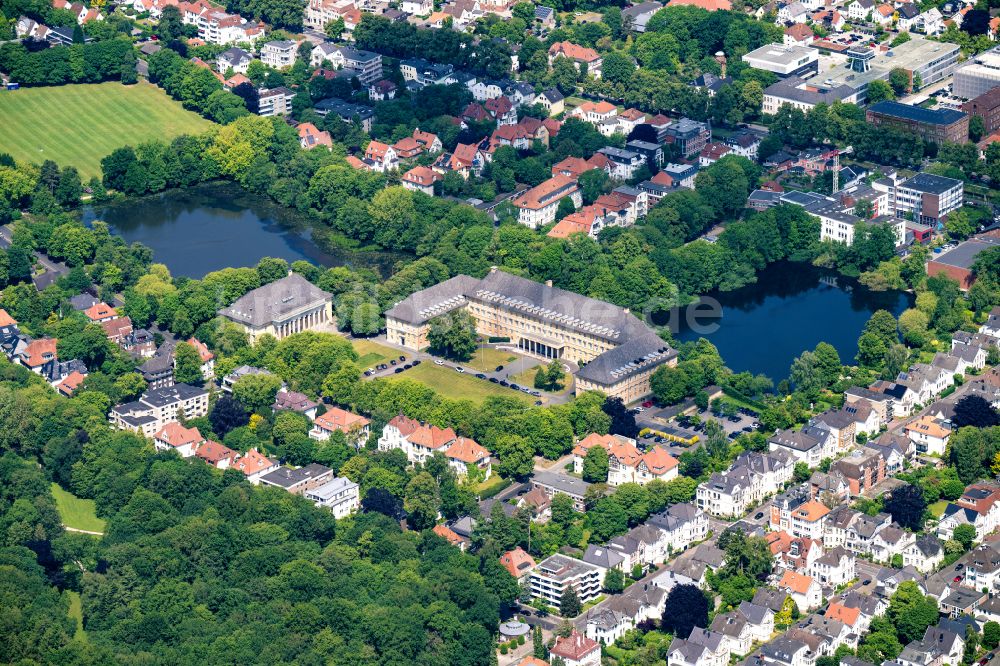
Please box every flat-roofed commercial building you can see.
[891,172,964,225]
[763,76,860,114]
[927,236,1000,290]
[813,39,959,104]
[742,44,819,78]
[954,45,1000,100]
[385,268,678,402]
[866,101,969,145]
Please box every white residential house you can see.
[870,525,917,564]
[809,547,856,587]
[401,0,432,14]
[738,602,774,643]
[261,40,297,69]
[217,47,252,74]
[304,476,359,519]
[648,503,709,554]
[905,416,951,456]
[903,535,945,573]
[153,423,205,458]
[778,570,822,611]
[710,612,754,656]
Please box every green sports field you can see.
[0,82,214,179]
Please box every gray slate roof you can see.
[219,274,332,328]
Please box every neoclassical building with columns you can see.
[218,274,333,342]
[385,268,677,402]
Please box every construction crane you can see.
[831,145,854,194]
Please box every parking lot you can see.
[674,406,762,439]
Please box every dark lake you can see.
[80,182,406,279]
[672,261,914,382]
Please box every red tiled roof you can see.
[314,406,370,433]
[433,523,464,546]
[234,449,277,476]
[0,309,16,327]
[402,166,441,186]
[551,630,600,660]
[512,174,578,211]
[445,436,490,463]
[195,440,238,465]
[188,337,214,362]
[84,302,117,321]
[57,370,86,396]
[548,41,600,63]
[21,338,57,367]
[154,422,204,449]
[499,547,536,578]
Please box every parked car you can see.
[499,380,509,387]
[510,384,520,391]
[476,373,486,379]
[754,512,764,520]
[534,400,543,406]
[390,359,396,366]
[412,359,421,366]
[455,366,464,373]
[954,576,963,582]
[394,367,403,374]
[862,579,871,585]
[404,364,412,369]
[363,371,372,376]
[489,377,499,383]
[642,400,654,408]
[399,355,406,362]
[495,365,504,372]
[434,359,444,366]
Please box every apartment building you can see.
[110,384,209,436]
[311,45,383,84]
[548,41,603,78]
[180,0,265,45]
[511,175,582,228]
[572,433,678,486]
[261,40,297,69]
[257,87,296,117]
[384,268,678,402]
[529,553,602,606]
[377,415,491,478]
[260,463,334,495]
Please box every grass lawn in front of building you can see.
[387,363,530,405]
[0,81,214,179]
[929,500,948,518]
[353,338,402,368]
[463,346,518,372]
[50,482,106,534]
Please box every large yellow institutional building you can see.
[385,268,677,403]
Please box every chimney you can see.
[715,51,727,79]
